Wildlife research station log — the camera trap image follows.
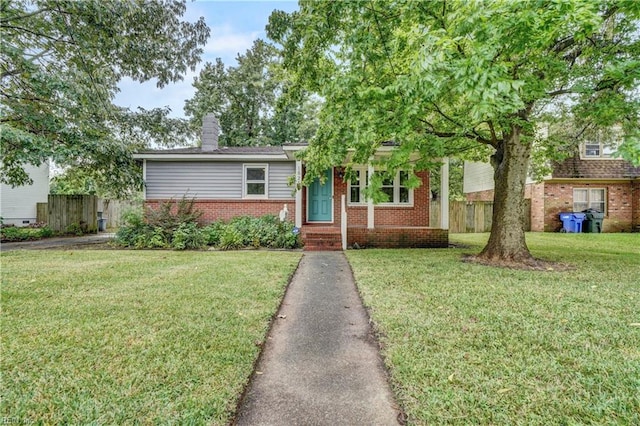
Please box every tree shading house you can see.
[134,115,450,249]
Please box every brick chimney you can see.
[201,113,219,152]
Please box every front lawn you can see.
[1,250,301,424]
[347,233,640,425]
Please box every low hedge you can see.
[115,210,301,251]
[1,225,54,242]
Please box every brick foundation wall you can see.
[543,181,634,232]
[336,169,431,227]
[144,199,295,224]
[348,227,448,248]
[633,180,640,232]
[465,189,495,202]
[528,183,545,232]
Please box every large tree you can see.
[185,39,319,146]
[268,0,640,266]
[1,0,209,196]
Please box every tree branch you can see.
[0,90,60,106]
[431,102,463,128]
[0,7,53,24]
[0,24,76,45]
[418,117,493,145]
[551,36,575,54]
[546,88,577,97]
[369,1,398,77]
[487,120,499,147]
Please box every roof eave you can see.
[133,153,290,161]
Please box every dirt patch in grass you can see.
[462,254,575,271]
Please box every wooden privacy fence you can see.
[46,195,98,233]
[36,203,48,223]
[37,198,141,230]
[431,200,531,233]
[97,199,141,228]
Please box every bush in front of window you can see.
[115,210,301,250]
[203,215,301,250]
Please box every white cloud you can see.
[114,1,296,119]
[205,24,262,62]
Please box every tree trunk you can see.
[477,126,534,264]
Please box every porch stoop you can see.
[301,226,342,251]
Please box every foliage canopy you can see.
[1,0,210,196]
[268,0,640,263]
[185,39,320,147]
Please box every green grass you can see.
[347,233,640,425]
[1,250,301,424]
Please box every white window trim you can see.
[580,141,617,160]
[243,163,269,199]
[347,168,414,207]
[347,169,367,206]
[573,187,607,215]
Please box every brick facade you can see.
[528,183,545,232]
[542,180,635,232]
[146,167,449,248]
[302,168,448,248]
[465,189,495,202]
[632,180,640,232]
[300,168,432,227]
[465,155,640,233]
[145,199,295,224]
[347,226,448,248]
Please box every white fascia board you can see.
[132,153,290,161]
[282,145,307,160]
[283,145,435,164]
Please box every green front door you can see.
[308,169,333,222]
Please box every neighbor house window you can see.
[348,169,412,205]
[573,188,606,213]
[243,164,268,199]
[582,131,618,159]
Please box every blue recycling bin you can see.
[559,212,586,233]
[572,213,586,233]
[559,212,574,232]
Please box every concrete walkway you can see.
[0,233,115,252]
[235,252,401,425]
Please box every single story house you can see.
[134,114,450,249]
[464,141,640,232]
[0,162,49,227]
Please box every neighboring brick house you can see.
[463,142,640,232]
[134,114,450,249]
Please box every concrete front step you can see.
[302,226,342,251]
[304,241,343,251]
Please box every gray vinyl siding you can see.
[269,162,295,199]
[145,161,294,200]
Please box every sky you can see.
[113,1,299,118]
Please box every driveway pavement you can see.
[234,251,402,425]
[0,233,115,252]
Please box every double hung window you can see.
[348,169,412,205]
[573,188,605,213]
[243,164,268,199]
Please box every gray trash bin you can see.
[582,209,604,233]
